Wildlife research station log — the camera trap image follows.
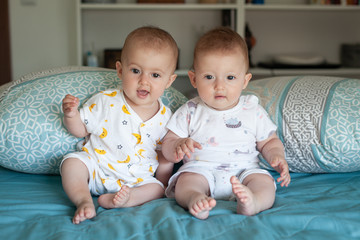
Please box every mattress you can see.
[1,166,360,239]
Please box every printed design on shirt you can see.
[102,91,117,97]
[187,101,198,109]
[206,137,219,147]
[108,163,116,171]
[117,155,130,164]
[117,179,125,187]
[89,103,96,112]
[156,138,162,146]
[133,178,143,185]
[149,165,154,174]
[256,107,264,119]
[94,148,106,155]
[100,177,107,184]
[215,164,231,171]
[223,116,242,128]
[122,105,131,115]
[188,101,198,122]
[132,133,142,144]
[137,149,146,158]
[99,128,108,138]
[82,147,89,154]
[233,148,252,154]
[161,106,166,115]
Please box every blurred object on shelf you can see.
[273,54,325,66]
[199,0,218,3]
[246,0,264,4]
[104,49,122,69]
[310,0,359,4]
[82,0,115,3]
[341,44,360,67]
[222,9,236,30]
[257,53,343,69]
[137,0,184,3]
[346,0,360,4]
[245,23,256,68]
[87,51,98,67]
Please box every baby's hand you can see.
[270,156,291,187]
[174,138,202,161]
[62,94,80,118]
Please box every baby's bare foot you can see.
[188,194,216,220]
[98,185,131,209]
[112,185,131,208]
[230,176,258,216]
[73,201,96,224]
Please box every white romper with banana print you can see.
[62,89,172,195]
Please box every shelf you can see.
[175,67,360,78]
[271,67,360,77]
[245,4,360,11]
[80,3,238,10]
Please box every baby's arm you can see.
[257,133,291,187]
[62,94,88,138]
[162,131,202,163]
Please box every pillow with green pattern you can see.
[243,76,360,173]
[0,67,187,174]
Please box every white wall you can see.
[9,0,77,80]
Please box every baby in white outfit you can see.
[162,27,291,220]
[61,26,178,224]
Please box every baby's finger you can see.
[278,174,290,187]
[193,141,203,150]
[176,146,184,157]
[63,95,79,105]
[175,152,184,161]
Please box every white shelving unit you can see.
[76,0,360,83]
[76,0,244,71]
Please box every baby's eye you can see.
[227,75,235,80]
[205,75,214,80]
[131,68,140,74]
[152,73,160,78]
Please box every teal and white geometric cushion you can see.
[243,76,360,173]
[0,67,187,174]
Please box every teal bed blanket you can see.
[1,166,360,240]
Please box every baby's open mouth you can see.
[137,90,149,97]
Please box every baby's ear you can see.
[116,61,122,79]
[243,73,252,89]
[166,73,177,89]
[188,70,197,88]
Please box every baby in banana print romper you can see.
[60,26,178,224]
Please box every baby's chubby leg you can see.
[231,174,276,216]
[174,172,216,220]
[98,183,164,209]
[61,158,96,224]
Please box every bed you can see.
[1,67,359,239]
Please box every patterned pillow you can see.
[243,76,360,173]
[0,67,187,174]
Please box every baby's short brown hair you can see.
[121,26,179,71]
[193,27,249,71]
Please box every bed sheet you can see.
[1,166,360,240]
